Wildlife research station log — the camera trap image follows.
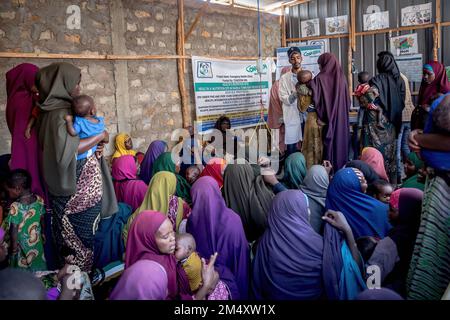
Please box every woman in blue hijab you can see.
[326,168,391,239]
[252,190,366,300]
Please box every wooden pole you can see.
[351,0,356,51]
[281,5,286,47]
[184,1,209,42]
[355,23,434,37]
[286,33,348,42]
[177,0,190,128]
[434,0,441,60]
[0,51,276,60]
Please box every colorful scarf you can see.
[111,155,148,211]
[187,176,249,300]
[152,152,191,203]
[361,147,389,181]
[112,133,136,159]
[325,168,391,239]
[139,140,167,184]
[125,210,191,300]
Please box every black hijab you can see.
[369,51,405,135]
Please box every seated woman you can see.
[401,152,425,191]
[252,190,366,300]
[325,168,391,239]
[187,176,249,300]
[112,133,136,163]
[111,155,147,211]
[198,157,227,189]
[360,147,389,182]
[125,210,219,300]
[407,93,450,300]
[152,152,192,204]
[282,152,307,189]
[123,171,191,242]
[366,188,423,297]
[139,140,167,185]
[109,260,168,300]
[223,162,274,243]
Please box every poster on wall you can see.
[401,2,432,27]
[293,38,330,54]
[301,18,320,37]
[395,54,423,83]
[363,11,389,31]
[325,15,348,35]
[275,44,325,80]
[191,56,272,132]
[390,33,418,56]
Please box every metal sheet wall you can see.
[286,0,447,99]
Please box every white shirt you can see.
[279,70,302,144]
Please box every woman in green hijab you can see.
[151,152,192,203]
[283,152,307,189]
[35,62,117,272]
[402,152,425,191]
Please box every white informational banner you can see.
[325,15,349,35]
[390,33,418,56]
[363,11,389,31]
[401,2,432,27]
[395,54,423,83]
[301,18,320,37]
[275,44,325,80]
[191,56,272,133]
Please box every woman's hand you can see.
[201,252,219,294]
[317,119,326,127]
[408,129,423,152]
[194,252,219,300]
[322,210,351,234]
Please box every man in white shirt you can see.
[279,47,303,156]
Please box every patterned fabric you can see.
[407,175,450,300]
[208,280,230,300]
[302,111,323,168]
[51,156,102,272]
[361,110,397,183]
[181,251,202,292]
[401,73,415,122]
[7,196,47,271]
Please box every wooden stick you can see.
[348,16,353,100]
[0,51,277,61]
[287,33,349,42]
[184,1,209,42]
[179,0,186,71]
[355,23,434,36]
[441,21,450,27]
[351,0,356,51]
[436,0,441,50]
[177,0,190,128]
[281,5,286,47]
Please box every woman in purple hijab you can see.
[309,53,350,171]
[6,63,46,201]
[187,176,249,300]
[252,190,324,300]
[111,155,148,211]
[139,140,167,184]
[110,260,168,300]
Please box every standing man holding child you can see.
[278,47,303,156]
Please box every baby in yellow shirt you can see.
[175,233,202,292]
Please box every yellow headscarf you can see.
[123,171,185,243]
[112,133,136,159]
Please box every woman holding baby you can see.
[35,62,117,272]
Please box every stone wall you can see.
[0,0,281,156]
